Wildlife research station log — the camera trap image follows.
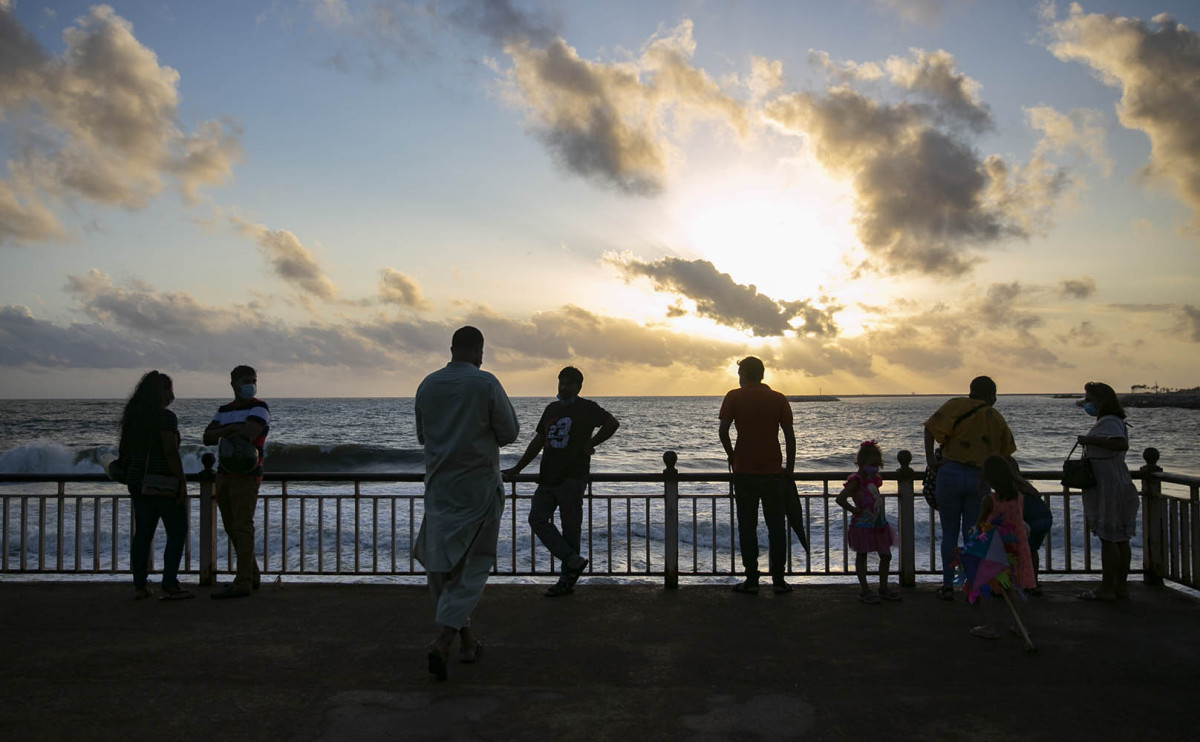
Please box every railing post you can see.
[896,450,916,588]
[1141,447,1165,587]
[663,451,679,590]
[198,453,218,586]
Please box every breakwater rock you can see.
[1121,393,1200,410]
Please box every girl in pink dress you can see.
[969,454,1035,640]
[836,442,900,604]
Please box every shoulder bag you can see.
[1060,440,1096,490]
[139,430,180,496]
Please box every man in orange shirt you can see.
[719,356,796,594]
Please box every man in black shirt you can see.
[503,367,619,596]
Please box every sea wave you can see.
[0,440,425,475]
[261,442,424,473]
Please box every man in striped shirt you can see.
[204,364,270,599]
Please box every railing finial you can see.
[896,449,913,469]
[1143,447,1160,468]
[201,452,216,472]
[662,450,678,473]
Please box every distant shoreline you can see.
[1121,393,1200,410]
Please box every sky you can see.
[1,0,1199,398]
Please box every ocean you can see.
[1,395,1197,477]
[3,395,1197,579]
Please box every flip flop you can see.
[858,592,881,604]
[970,626,999,640]
[1076,590,1117,602]
[935,586,954,601]
[158,587,194,601]
[878,590,903,602]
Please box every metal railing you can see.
[3,449,1197,591]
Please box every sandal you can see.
[731,580,760,595]
[1076,589,1116,602]
[858,592,881,604]
[878,590,903,602]
[935,586,954,601]
[970,625,999,640]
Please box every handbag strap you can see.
[141,430,154,481]
[1066,440,1082,459]
[948,401,987,435]
[936,401,987,454]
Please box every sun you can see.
[669,169,859,303]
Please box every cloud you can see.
[746,56,785,100]
[169,118,244,203]
[1026,105,1111,175]
[497,20,748,195]
[1057,319,1102,345]
[0,5,241,244]
[807,50,884,84]
[608,255,838,337]
[772,335,875,378]
[14,271,747,375]
[885,48,992,131]
[1045,6,1200,221]
[1183,304,1200,341]
[1059,276,1097,298]
[447,0,559,47]
[870,0,953,27]
[64,269,255,336]
[979,281,1042,332]
[863,279,1071,374]
[378,268,430,309]
[0,303,153,368]
[764,82,1067,276]
[0,175,63,244]
[232,219,338,301]
[303,0,557,76]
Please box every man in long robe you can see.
[414,326,519,681]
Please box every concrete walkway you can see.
[1,579,1198,741]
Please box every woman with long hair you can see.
[1075,381,1140,602]
[119,370,191,600]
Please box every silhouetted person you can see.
[924,376,1016,600]
[203,365,270,599]
[1075,381,1139,602]
[503,366,619,596]
[119,370,191,600]
[415,326,519,681]
[720,356,796,594]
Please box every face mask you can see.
[1082,401,1098,417]
[238,383,257,400]
[862,465,880,477]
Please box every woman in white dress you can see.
[1076,381,1140,601]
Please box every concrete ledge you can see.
[1,581,1198,740]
